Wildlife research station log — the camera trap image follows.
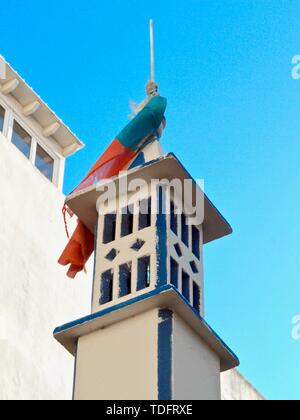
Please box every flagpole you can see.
[150,19,155,82]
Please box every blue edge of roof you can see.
[54,283,239,365]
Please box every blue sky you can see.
[1,0,300,400]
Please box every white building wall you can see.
[0,133,92,400]
[173,314,221,400]
[221,369,265,400]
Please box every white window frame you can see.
[35,140,60,186]
[0,97,59,188]
[10,115,59,185]
[11,117,34,160]
[0,97,10,138]
[0,92,63,188]
[0,102,5,133]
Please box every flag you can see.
[58,95,167,278]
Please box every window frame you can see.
[34,142,56,183]
[0,97,10,137]
[0,103,6,134]
[11,118,33,160]
[0,95,60,186]
[10,114,59,185]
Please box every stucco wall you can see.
[0,134,92,400]
[221,369,265,400]
[75,309,159,400]
[173,314,221,400]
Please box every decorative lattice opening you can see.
[170,257,179,289]
[131,239,145,252]
[137,256,151,291]
[105,248,119,262]
[182,269,190,302]
[190,261,199,274]
[139,198,152,230]
[121,206,134,238]
[174,243,183,258]
[181,213,189,247]
[100,269,114,305]
[192,225,200,260]
[193,282,201,314]
[170,201,178,235]
[103,214,117,244]
[119,263,132,298]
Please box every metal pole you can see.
[150,19,155,81]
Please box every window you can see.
[3,112,58,186]
[103,214,117,244]
[170,258,179,289]
[100,269,114,305]
[182,270,190,302]
[192,226,200,260]
[119,263,132,298]
[137,256,151,291]
[139,198,152,230]
[170,201,178,235]
[11,121,32,158]
[121,206,134,237]
[0,105,5,133]
[181,213,189,247]
[35,144,54,181]
[193,282,201,314]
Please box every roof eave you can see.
[0,54,84,156]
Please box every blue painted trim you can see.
[91,215,99,312]
[158,309,173,400]
[54,286,170,335]
[155,185,168,288]
[54,284,239,366]
[128,152,146,170]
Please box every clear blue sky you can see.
[1,0,300,400]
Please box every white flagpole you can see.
[150,19,155,82]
